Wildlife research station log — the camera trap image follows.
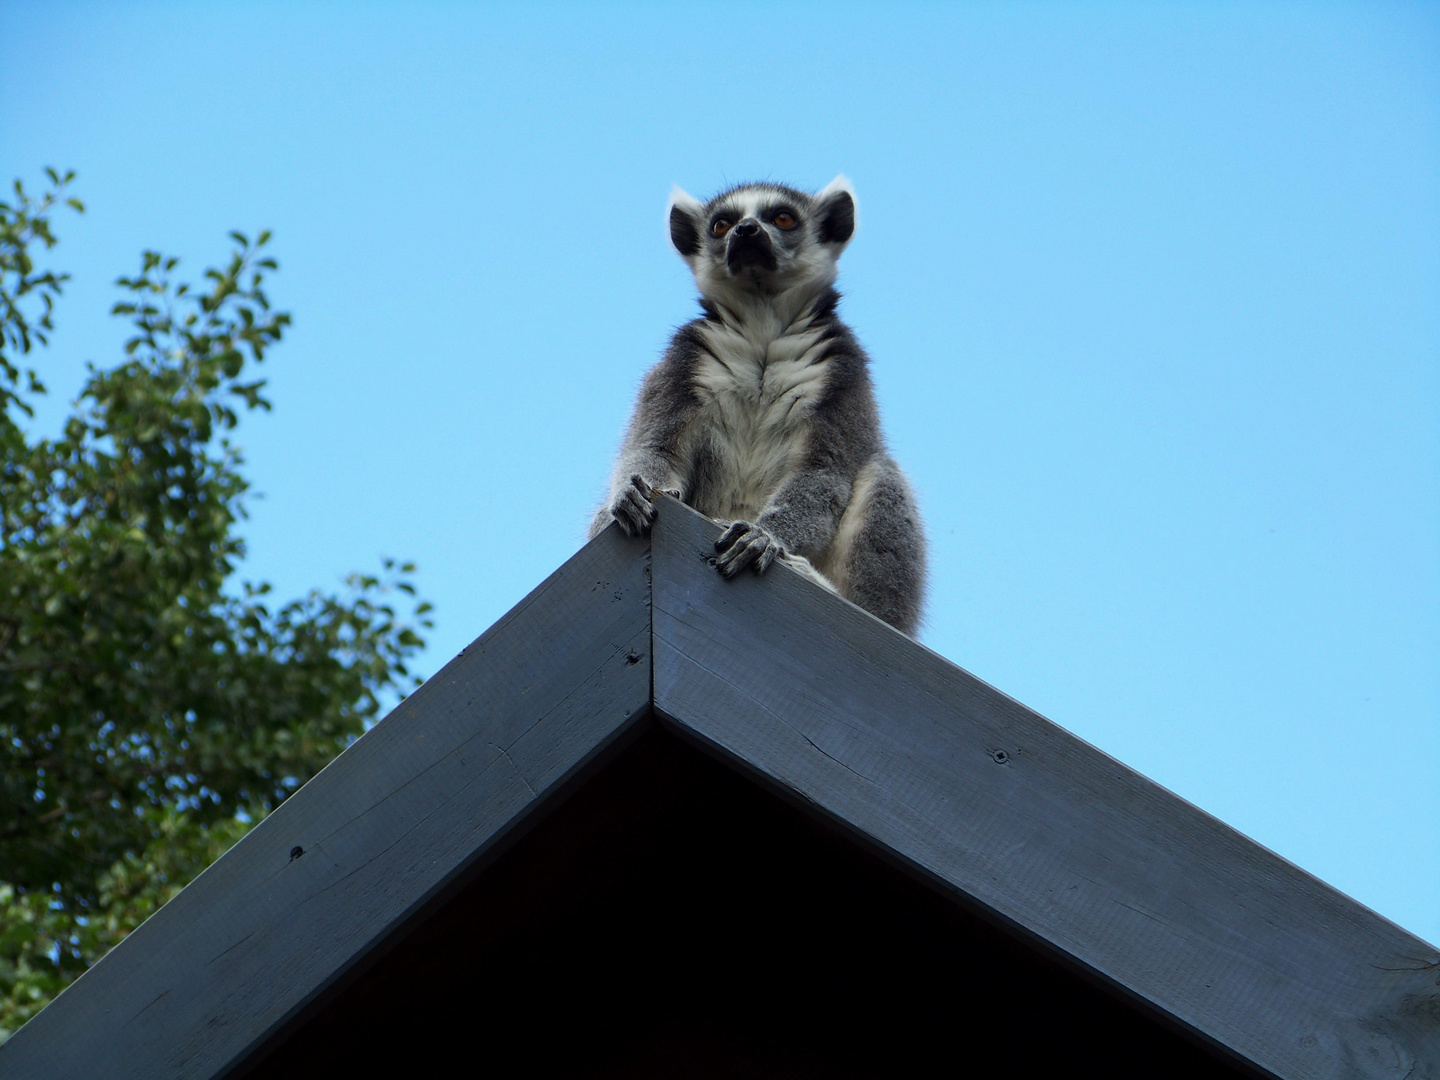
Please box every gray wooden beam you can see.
[650,496,1440,1080]
[2,526,654,1080]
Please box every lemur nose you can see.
[733,219,760,237]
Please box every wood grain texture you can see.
[1,525,653,1080]
[650,497,1440,1080]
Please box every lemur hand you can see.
[610,476,683,536]
[608,474,658,536]
[715,520,785,577]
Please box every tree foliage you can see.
[0,172,432,1039]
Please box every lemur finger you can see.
[755,540,781,574]
[718,547,752,577]
[627,477,659,517]
[716,526,758,564]
[614,493,643,523]
[716,520,751,553]
[746,534,779,574]
[719,532,770,577]
[613,488,654,535]
[620,483,654,512]
[613,508,644,537]
[715,534,753,574]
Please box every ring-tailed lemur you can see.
[589,176,926,636]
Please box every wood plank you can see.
[2,525,653,1080]
[650,496,1440,1080]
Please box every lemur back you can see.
[590,177,926,636]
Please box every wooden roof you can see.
[3,497,1436,1078]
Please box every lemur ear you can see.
[814,175,857,247]
[667,186,705,258]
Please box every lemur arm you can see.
[754,467,852,556]
[589,344,701,539]
[715,351,879,577]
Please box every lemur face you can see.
[668,177,856,302]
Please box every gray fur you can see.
[590,177,927,636]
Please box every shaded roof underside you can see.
[240,725,1239,1078]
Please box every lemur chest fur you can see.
[688,312,830,521]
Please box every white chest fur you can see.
[688,308,831,521]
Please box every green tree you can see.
[0,171,433,1039]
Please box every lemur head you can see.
[667,176,857,308]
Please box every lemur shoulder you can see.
[590,176,926,636]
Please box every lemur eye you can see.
[773,211,798,230]
[711,218,733,237]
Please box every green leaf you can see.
[0,177,435,1040]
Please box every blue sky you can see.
[3,1,1436,943]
